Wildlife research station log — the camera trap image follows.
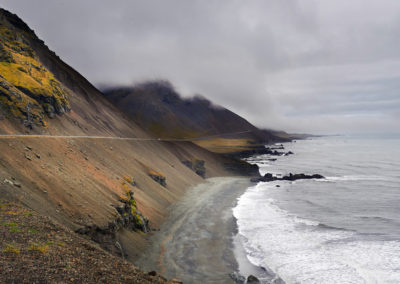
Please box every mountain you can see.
[0,8,259,281]
[0,7,149,137]
[104,81,288,143]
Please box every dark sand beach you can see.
[135,177,259,283]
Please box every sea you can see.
[233,135,400,284]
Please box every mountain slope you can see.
[0,9,69,128]
[0,8,148,137]
[0,8,259,275]
[104,81,287,143]
[0,200,167,283]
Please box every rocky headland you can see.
[251,172,325,183]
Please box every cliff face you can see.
[104,81,287,143]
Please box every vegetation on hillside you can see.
[0,9,70,128]
[0,200,166,283]
[193,138,260,154]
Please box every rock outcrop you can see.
[252,172,324,183]
[148,170,167,187]
[76,190,149,257]
[115,190,149,233]
[182,158,206,178]
[247,275,260,284]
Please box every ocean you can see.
[233,135,400,283]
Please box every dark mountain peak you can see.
[134,80,175,93]
[134,80,181,105]
[112,80,219,110]
[104,81,286,142]
[190,95,212,107]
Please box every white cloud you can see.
[1,0,399,134]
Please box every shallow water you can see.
[233,135,400,283]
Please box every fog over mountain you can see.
[1,0,399,134]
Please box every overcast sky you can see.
[1,0,400,134]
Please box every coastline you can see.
[134,177,258,283]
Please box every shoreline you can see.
[134,177,258,283]
[233,221,284,284]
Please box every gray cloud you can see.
[1,0,399,134]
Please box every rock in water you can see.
[252,172,325,183]
[247,275,260,283]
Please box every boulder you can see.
[247,275,260,283]
[3,179,14,186]
[148,170,166,187]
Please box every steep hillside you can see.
[104,81,288,143]
[0,200,167,283]
[0,9,69,129]
[0,8,147,137]
[0,8,258,279]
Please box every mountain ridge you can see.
[104,80,290,143]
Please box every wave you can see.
[317,223,357,233]
[237,137,400,283]
[325,175,388,182]
[357,216,394,222]
[233,184,400,283]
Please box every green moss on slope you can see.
[0,13,70,128]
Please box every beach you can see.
[135,177,258,283]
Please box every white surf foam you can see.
[325,175,388,182]
[233,183,400,284]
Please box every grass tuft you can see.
[2,243,20,254]
[5,211,19,215]
[28,242,49,254]
[9,226,21,233]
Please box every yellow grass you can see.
[0,24,70,125]
[2,243,20,254]
[28,242,49,254]
[193,138,259,153]
[123,175,134,184]
[148,169,165,178]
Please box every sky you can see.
[1,0,400,134]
